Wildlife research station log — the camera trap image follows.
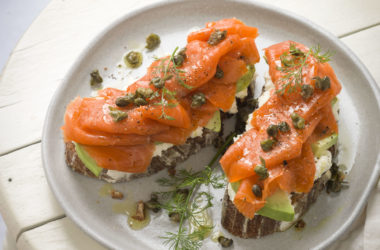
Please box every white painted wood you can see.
[0,0,153,155]
[1,0,380,154]
[0,143,64,242]
[16,217,106,250]
[0,0,379,249]
[341,25,380,85]
[264,0,380,37]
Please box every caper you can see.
[108,107,128,122]
[145,199,161,213]
[218,236,233,248]
[150,193,158,201]
[208,29,227,46]
[251,184,262,198]
[280,54,293,67]
[290,112,305,129]
[151,77,164,89]
[176,189,189,201]
[301,84,314,100]
[115,93,134,107]
[260,139,275,152]
[254,164,269,180]
[173,54,185,67]
[124,51,142,68]
[266,124,279,138]
[278,121,290,132]
[134,97,148,106]
[313,76,331,91]
[136,87,154,99]
[169,212,181,222]
[145,33,161,50]
[191,93,206,108]
[173,48,187,66]
[90,69,103,87]
[115,97,130,107]
[215,65,224,79]
[289,44,305,57]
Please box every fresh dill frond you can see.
[156,133,236,250]
[311,44,334,63]
[275,43,334,95]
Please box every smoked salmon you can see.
[220,41,341,219]
[62,18,260,172]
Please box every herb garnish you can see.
[275,43,333,95]
[156,133,236,250]
[150,47,193,120]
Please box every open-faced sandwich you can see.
[62,18,259,183]
[61,17,345,248]
[220,41,342,238]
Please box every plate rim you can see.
[41,0,380,249]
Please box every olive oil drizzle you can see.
[112,199,151,230]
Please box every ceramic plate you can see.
[42,0,380,249]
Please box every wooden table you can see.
[1,0,379,249]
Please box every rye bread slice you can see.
[65,127,221,183]
[221,172,331,238]
[64,82,256,183]
[221,145,338,238]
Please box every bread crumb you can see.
[132,201,145,221]
[111,190,124,200]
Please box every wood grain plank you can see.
[16,217,105,250]
[0,143,64,241]
[341,25,380,85]
[1,0,380,154]
[264,0,380,37]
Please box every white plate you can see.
[42,0,380,249]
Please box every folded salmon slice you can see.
[62,18,260,173]
[62,97,150,146]
[197,56,246,111]
[220,41,342,218]
[82,143,155,173]
[233,140,315,219]
[187,18,258,42]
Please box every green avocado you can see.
[230,181,240,193]
[312,133,338,157]
[205,110,221,132]
[236,65,255,93]
[257,189,295,222]
[74,143,103,177]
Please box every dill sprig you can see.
[311,44,334,63]
[276,43,333,95]
[150,47,193,120]
[156,133,236,250]
[169,47,193,90]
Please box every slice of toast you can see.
[221,143,338,238]
[65,84,257,183]
[221,171,331,238]
[65,127,221,183]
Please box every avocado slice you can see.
[74,143,103,177]
[312,133,338,157]
[236,65,255,93]
[205,110,221,132]
[230,181,240,193]
[257,189,295,221]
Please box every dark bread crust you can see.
[65,128,221,183]
[64,83,256,183]
[221,173,330,238]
